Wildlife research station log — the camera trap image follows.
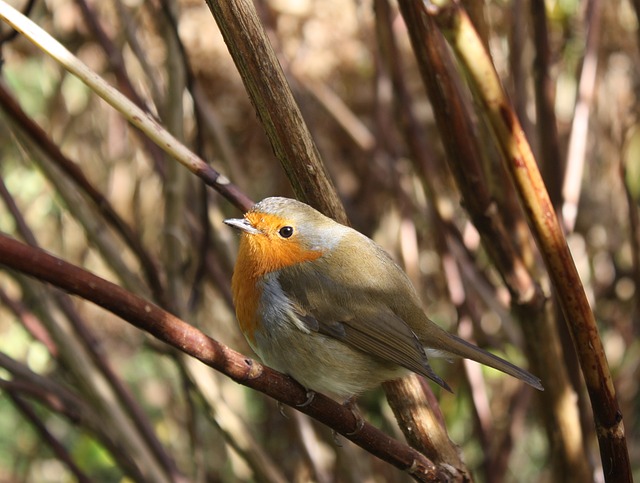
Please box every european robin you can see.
[224,197,543,399]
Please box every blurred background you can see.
[0,0,638,481]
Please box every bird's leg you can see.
[343,396,365,436]
[331,396,365,445]
[296,389,316,408]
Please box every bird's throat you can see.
[231,233,322,343]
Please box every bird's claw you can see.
[343,396,365,436]
[296,389,316,408]
[345,411,365,436]
[331,397,365,445]
[276,401,289,418]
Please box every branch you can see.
[0,1,253,213]
[0,233,457,482]
[561,0,602,231]
[530,0,563,207]
[5,391,93,483]
[0,82,167,305]
[425,2,631,481]
[202,0,346,222]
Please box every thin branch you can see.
[0,82,167,305]
[182,357,289,483]
[73,0,167,177]
[530,0,564,208]
[6,391,93,483]
[374,2,471,477]
[0,1,253,213]
[0,355,147,482]
[561,0,602,231]
[0,0,34,42]
[0,287,57,355]
[0,171,182,482]
[621,146,640,336]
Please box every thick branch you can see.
[0,233,456,482]
[202,0,346,222]
[426,2,630,481]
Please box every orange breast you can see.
[231,236,263,343]
[231,222,322,343]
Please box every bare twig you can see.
[182,357,289,483]
[374,2,471,476]
[0,82,167,305]
[0,287,57,355]
[0,1,253,213]
[621,143,640,335]
[530,0,564,207]
[73,0,167,177]
[6,391,93,483]
[0,0,34,42]
[0,166,182,482]
[562,0,602,231]
[0,355,147,482]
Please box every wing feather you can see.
[283,270,451,391]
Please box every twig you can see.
[374,1,472,476]
[0,287,57,355]
[383,377,470,481]
[6,391,93,483]
[159,0,189,317]
[620,144,640,335]
[0,171,182,482]
[561,0,602,231]
[292,71,377,153]
[530,0,563,207]
[182,357,289,483]
[0,355,147,482]
[398,0,539,305]
[0,82,167,305]
[0,0,34,42]
[0,1,253,213]
[73,0,167,177]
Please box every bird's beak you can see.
[224,217,261,235]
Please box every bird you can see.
[224,197,543,401]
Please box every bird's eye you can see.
[278,226,294,238]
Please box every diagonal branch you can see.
[201,0,346,222]
[0,1,253,213]
[0,232,457,482]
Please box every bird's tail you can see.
[427,330,544,391]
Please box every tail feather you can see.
[416,362,453,393]
[428,331,544,391]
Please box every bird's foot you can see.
[276,401,289,418]
[332,429,343,447]
[343,396,365,436]
[331,396,365,445]
[296,389,316,408]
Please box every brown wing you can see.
[280,272,452,392]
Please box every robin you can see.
[224,197,543,400]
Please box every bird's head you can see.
[224,197,346,276]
